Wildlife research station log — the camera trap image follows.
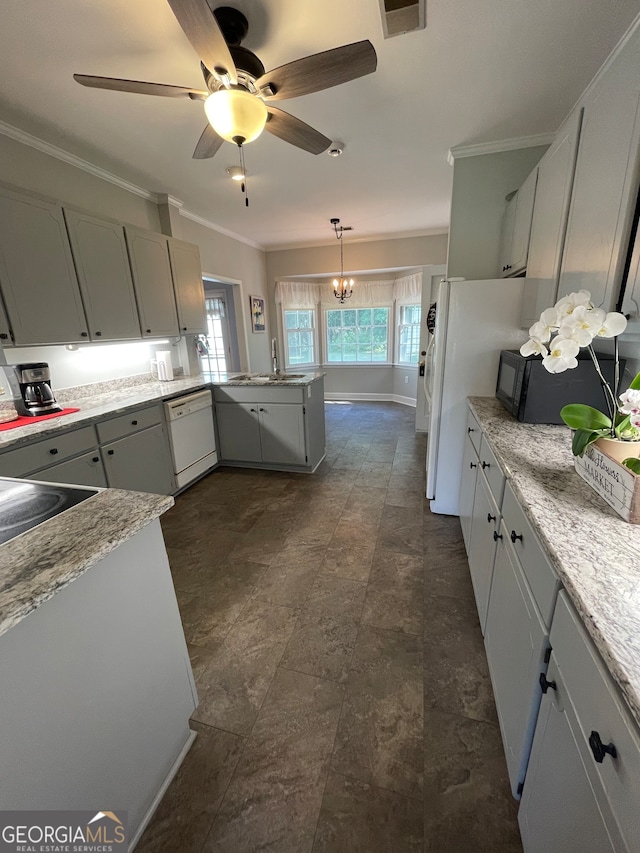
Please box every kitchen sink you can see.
[255,373,306,381]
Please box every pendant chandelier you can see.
[330,218,354,302]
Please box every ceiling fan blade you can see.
[166,0,237,84]
[193,124,224,159]
[265,107,331,155]
[255,40,377,101]
[73,74,208,100]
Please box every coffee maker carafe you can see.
[9,363,63,417]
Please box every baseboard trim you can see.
[130,728,197,851]
[325,392,416,407]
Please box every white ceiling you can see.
[0,0,638,250]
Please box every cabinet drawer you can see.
[551,591,640,851]
[96,404,163,444]
[26,449,107,488]
[478,434,506,506]
[501,480,560,628]
[466,408,482,454]
[0,425,98,477]
[213,385,305,404]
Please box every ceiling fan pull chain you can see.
[238,144,249,207]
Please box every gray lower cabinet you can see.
[102,423,174,495]
[215,402,306,466]
[27,450,107,488]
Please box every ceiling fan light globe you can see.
[204,89,267,144]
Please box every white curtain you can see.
[393,271,423,302]
[320,279,395,306]
[275,281,322,308]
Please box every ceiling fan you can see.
[73,1,377,160]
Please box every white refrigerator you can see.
[426,277,528,516]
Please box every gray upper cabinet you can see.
[499,168,538,278]
[0,185,88,345]
[521,108,582,328]
[0,294,13,347]
[64,208,141,341]
[167,238,206,334]
[124,226,179,338]
[557,26,640,313]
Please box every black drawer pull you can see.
[260,408,265,412]
[487,513,496,523]
[481,460,490,469]
[470,462,477,469]
[589,731,617,764]
[49,448,58,455]
[131,419,138,425]
[511,530,523,543]
[95,331,102,336]
[107,449,115,456]
[250,408,256,413]
[467,427,475,433]
[493,530,503,542]
[92,456,100,463]
[539,673,557,694]
[0,333,7,340]
[182,326,187,331]
[80,331,88,337]
[146,329,151,334]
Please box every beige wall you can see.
[447,146,548,281]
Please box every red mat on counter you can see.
[0,408,80,431]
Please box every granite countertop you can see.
[210,371,325,387]
[469,396,640,726]
[0,486,173,639]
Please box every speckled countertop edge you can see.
[0,488,173,638]
[0,371,325,451]
[469,396,640,726]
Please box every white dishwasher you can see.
[164,389,217,489]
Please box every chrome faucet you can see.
[271,338,280,375]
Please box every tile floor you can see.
[137,401,522,853]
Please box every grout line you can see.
[328,768,425,804]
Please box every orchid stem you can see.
[587,344,616,432]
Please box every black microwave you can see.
[495,350,624,424]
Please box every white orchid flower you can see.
[557,305,605,346]
[528,307,559,343]
[554,289,592,320]
[541,336,580,373]
[593,311,628,338]
[520,338,548,358]
[619,389,640,428]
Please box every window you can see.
[284,309,316,365]
[326,307,389,363]
[397,304,422,364]
[201,295,230,373]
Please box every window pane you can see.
[284,309,315,365]
[327,310,342,328]
[357,308,372,326]
[343,309,356,326]
[373,307,388,325]
[285,311,298,329]
[325,306,388,363]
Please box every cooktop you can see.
[0,478,97,547]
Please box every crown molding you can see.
[0,119,157,200]
[447,133,555,166]
[267,228,448,253]
[178,208,264,250]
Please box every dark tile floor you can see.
[137,401,522,853]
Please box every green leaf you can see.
[628,371,640,391]
[572,428,605,457]
[561,404,612,431]
[622,458,640,475]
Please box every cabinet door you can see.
[103,424,174,494]
[0,294,13,348]
[467,471,500,634]
[28,450,107,489]
[216,402,262,463]
[558,28,640,313]
[518,661,620,853]
[64,208,141,341]
[498,192,517,277]
[521,109,582,328]
[459,432,479,552]
[485,535,548,796]
[510,167,538,276]
[124,227,179,338]
[258,403,306,466]
[0,186,88,344]
[167,238,206,334]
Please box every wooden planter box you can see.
[574,443,640,523]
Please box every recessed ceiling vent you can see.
[379,0,426,38]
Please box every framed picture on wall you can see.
[250,295,266,333]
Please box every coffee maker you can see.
[8,362,63,417]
